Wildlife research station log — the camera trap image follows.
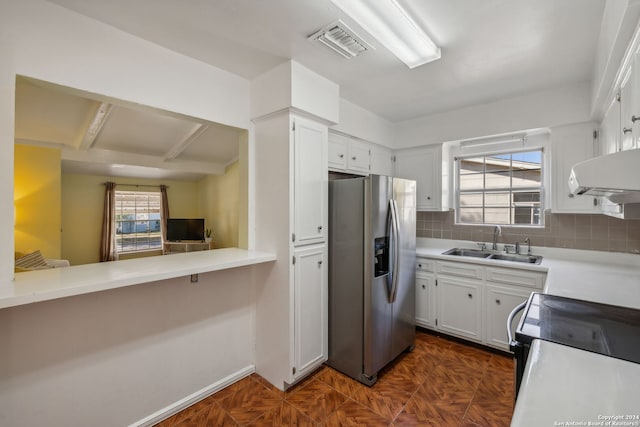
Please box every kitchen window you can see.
[455,149,544,226]
[114,190,163,253]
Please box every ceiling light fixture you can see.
[330,0,441,69]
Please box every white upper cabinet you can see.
[328,132,370,175]
[620,70,635,151]
[293,116,327,247]
[395,145,444,211]
[621,54,640,151]
[370,144,395,176]
[328,137,347,169]
[550,123,599,213]
[346,140,370,174]
[327,131,395,177]
[599,52,640,155]
[599,97,621,155]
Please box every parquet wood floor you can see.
[155,331,514,426]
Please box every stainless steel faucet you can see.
[492,225,502,250]
[515,237,531,255]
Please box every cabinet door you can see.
[620,71,635,151]
[631,55,640,150]
[484,284,531,350]
[416,273,436,329]
[550,123,599,213]
[293,246,327,379]
[294,117,327,247]
[436,276,482,342]
[395,147,440,210]
[370,144,394,176]
[347,140,370,174]
[600,97,620,155]
[328,137,347,170]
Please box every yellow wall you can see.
[61,174,202,266]
[14,144,61,259]
[199,161,240,248]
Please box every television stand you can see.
[163,241,212,255]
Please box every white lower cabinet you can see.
[293,245,327,380]
[436,275,483,342]
[418,258,545,351]
[415,272,436,328]
[484,284,531,349]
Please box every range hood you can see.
[568,148,640,203]
[568,148,640,219]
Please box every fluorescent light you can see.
[330,0,440,68]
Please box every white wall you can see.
[0,268,258,427]
[250,60,339,124]
[0,1,256,425]
[331,98,395,148]
[395,82,592,148]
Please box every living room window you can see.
[114,190,163,253]
[455,149,544,226]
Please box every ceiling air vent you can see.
[308,20,374,59]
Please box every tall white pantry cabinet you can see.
[254,111,328,390]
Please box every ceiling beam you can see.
[61,147,226,175]
[77,102,113,151]
[163,123,209,161]
[14,137,70,149]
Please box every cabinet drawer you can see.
[416,258,435,273]
[485,267,545,289]
[436,261,483,280]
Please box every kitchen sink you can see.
[442,247,543,264]
[488,253,543,264]
[441,248,491,258]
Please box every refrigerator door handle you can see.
[389,199,400,303]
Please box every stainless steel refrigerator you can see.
[327,174,416,386]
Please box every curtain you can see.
[160,184,170,241]
[99,182,117,262]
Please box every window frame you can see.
[114,190,163,254]
[454,147,545,227]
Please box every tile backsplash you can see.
[417,210,640,254]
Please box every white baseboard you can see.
[129,365,256,427]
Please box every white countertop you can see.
[510,340,640,427]
[416,238,640,426]
[0,248,276,310]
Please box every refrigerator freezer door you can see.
[391,177,417,358]
[327,178,365,381]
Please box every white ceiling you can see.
[46,0,606,122]
[15,77,244,181]
[17,1,607,181]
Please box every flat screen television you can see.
[166,218,205,242]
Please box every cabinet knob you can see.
[418,264,422,268]
[317,260,323,266]
[468,293,473,299]
[632,115,640,123]
[421,284,426,289]
[623,127,633,134]
[339,154,344,158]
[496,299,501,305]
[352,156,356,160]
[427,196,431,200]
[317,225,323,231]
